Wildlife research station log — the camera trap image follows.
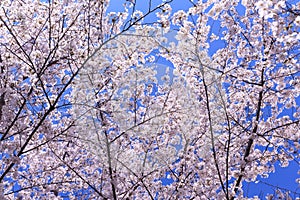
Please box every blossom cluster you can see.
[0,0,299,199]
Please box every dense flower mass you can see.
[0,0,299,199]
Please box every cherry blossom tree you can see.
[0,0,299,199]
